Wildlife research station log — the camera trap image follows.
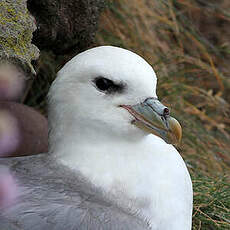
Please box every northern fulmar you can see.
[0,46,193,230]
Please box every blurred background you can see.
[0,0,229,229]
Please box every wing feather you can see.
[0,155,149,230]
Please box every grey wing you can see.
[1,200,149,230]
[0,155,149,230]
[0,216,22,230]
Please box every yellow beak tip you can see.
[168,117,182,145]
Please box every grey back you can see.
[0,155,149,230]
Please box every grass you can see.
[95,0,230,229]
[192,175,230,229]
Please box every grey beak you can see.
[121,98,182,145]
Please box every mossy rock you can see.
[0,0,39,75]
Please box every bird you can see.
[0,46,193,230]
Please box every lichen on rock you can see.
[0,0,39,75]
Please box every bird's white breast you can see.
[57,134,192,230]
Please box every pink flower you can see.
[0,110,20,156]
[0,63,26,101]
[0,167,17,209]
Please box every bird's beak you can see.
[120,97,182,145]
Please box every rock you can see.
[27,0,105,55]
[0,0,39,75]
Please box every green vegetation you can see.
[96,0,230,229]
[193,175,230,229]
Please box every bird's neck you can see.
[52,129,150,181]
[50,126,156,197]
[53,131,156,217]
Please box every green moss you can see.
[0,0,39,74]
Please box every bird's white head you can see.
[48,46,181,158]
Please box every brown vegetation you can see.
[96,0,230,176]
[96,1,230,229]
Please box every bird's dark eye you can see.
[95,77,114,91]
[93,77,125,94]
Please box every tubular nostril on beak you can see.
[143,98,170,117]
[163,108,170,116]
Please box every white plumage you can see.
[1,46,192,230]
